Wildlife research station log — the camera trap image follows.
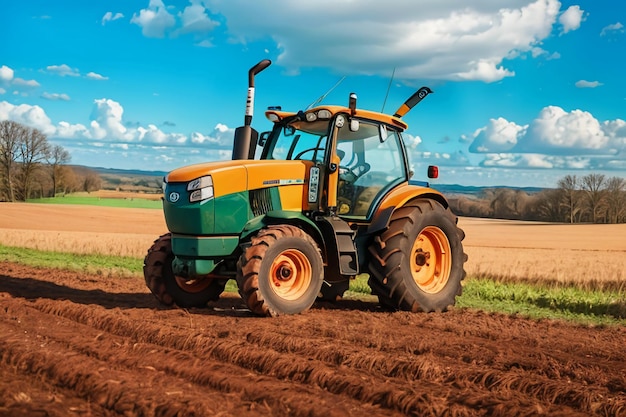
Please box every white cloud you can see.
[203,0,565,83]
[12,78,40,88]
[575,80,603,88]
[469,118,527,153]
[469,106,626,159]
[0,65,14,82]
[559,5,584,34]
[177,2,219,35]
[600,22,624,36]
[41,92,70,101]
[190,123,234,147]
[86,72,109,80]
[47,64,80,77]
[480,153,593,169]
[0,101,54,135]
[521,106,609,153]
[131,0,176,38]
[0,88,5,95]
[102,12,124,25]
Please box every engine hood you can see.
[166,159,312,199]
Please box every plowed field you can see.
[1,203,625,416]
[1,263,625,416]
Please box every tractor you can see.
[144,59,467,316]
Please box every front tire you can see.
[367,200,467,312]
[237,225,324,316]
[143,234,227,308]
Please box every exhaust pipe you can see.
[232,59,272,160]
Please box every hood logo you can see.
[169,192,180,203]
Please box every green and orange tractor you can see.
[144,60,467,316]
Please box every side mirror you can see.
[259,131,270,147]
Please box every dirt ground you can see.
[1,203,626,416]
[2,269,626,417]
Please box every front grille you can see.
[250,188,274,216]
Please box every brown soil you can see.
[1,262,625,417]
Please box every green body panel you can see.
[163,182,215,235]
[171,234,240,276]
[214,191,254,234]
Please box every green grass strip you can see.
[0,245,142,277]
[458,277,626,326]
[27,196,162,209]
[1,244,624,326]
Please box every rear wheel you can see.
[367,200,467,312]
[143,234,226,308]
[237,225,323,316]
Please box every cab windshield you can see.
[263,120,329,163]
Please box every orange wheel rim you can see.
[174,275,215,294]
[269,249,312,301]
[410,226,452,294]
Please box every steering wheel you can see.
[294,147,325,160]
[339,165,359,183]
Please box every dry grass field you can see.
[1,202,625,285]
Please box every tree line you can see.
[449,173,626,224]
[0,120,101,202]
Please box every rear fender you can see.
[368,188,449,235]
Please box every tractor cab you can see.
[259,102,413,221]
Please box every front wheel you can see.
[237,225,324,316]
[143,234,227,308]
[367,200,467,312]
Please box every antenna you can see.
[306,76,346,110]
[381,67,396,113]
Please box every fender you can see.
[367,183,449,235]
[241,210,325,249]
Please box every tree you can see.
[581,174,606,223]
[0,120,25,202]
[557,175,582,224]
[14,126,50,201]
[604,176,626,224]
[83,171,102,193]
[46,144,71,197]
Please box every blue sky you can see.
[1,0,625,187]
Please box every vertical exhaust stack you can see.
[232,59,272,160]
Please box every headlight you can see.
[187,175,214,203]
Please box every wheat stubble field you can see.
[1,202,625,416]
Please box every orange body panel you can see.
[166,159,312,205]
[373,182,445,216]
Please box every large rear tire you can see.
[367,200,467,312]
[237,225,324,317]
[143,234,226,308]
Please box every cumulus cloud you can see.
[559,5,584,34]
[177,2,219,35]
[0,65,14,82]
[47,64,80,77]
[466,106,626,171]
[575,80,603,88]
[102,12,124,25]
[600,22,624,36]
[469,118,527,153]
[0,101,54,135]
[86,72,109,80]
[41,92,70,101]
[201,0,568,83]
[131,0,176,38]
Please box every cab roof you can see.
[265,105,409,132]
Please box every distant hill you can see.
[434,183,546,198]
